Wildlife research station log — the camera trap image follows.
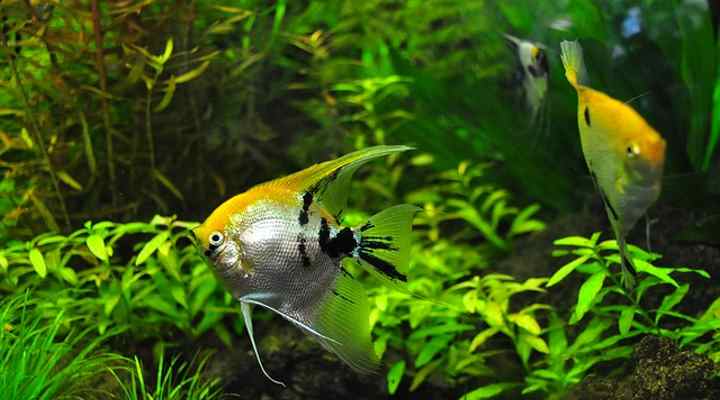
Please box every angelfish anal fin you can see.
[241,302,286,387]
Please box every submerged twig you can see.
[90,0,117,206]
[145,85,157,193]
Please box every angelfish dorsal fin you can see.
[240,302,286,387]
[269,145,413,217]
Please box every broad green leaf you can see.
[554,234,597,248]
[572,271,606,323]
[374,335,388,360]
[157,38,174,64]
[0,254,7,274]
[36,235,66,246]
[29,248,47,278]
[143,294,180,319]
[408,322,473,340]
[415,335,452,367]
[674,267,711,278]
[59,267,78,285]
[175,60,211,84]
[171,284,188,309]
[86,234,108,262]
[484,301,504,328]
[154,76,176,112]
[410,153,434,166]
[548,314,567,356]
[196,311,225,336]
[656,284,689,324]
[618,307,634,335]
[522,334,549,354]
[469,328,499,352]
[136,231,170,265]
[568,317,612,354]
[462,382,519,399]
[190,277,217,316]
[634,260,679,287]
[547,255,590,287]
[463,289,478,312]
[509,314,541,335]
[409,359,441,392]
[387,361,405,395]
[104,292,121,317]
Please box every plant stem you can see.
[146,81,157,193]
[90,0,117,206]
[596,250,658,332]
[5,43,70,231]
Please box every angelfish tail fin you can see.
[353,204,419,290]
[617,237,637,290]
[560,40,588,88]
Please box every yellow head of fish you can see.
[192,190,269,279]
[580,89,667,185]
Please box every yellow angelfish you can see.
[560,40,666,289]
[193,145,418,386]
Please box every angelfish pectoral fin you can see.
[240,302,286,387]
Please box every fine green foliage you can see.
[0,292,122,400]
[111,353,222,400]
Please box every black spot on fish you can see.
[298,235,311,268]
[527,65,542,78]
[599,189,619,221]
[308,166,343,197]
[584,107,591,126]
[537,50,549,75]
[358,250,407,282]
[318,218,331,252]
[298,191,313,225]
[332,228,358,256]
[320,226,357,258]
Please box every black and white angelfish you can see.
[193,145,418,386]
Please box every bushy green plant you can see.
[353,161,547,396]
[0,216,236,345]
[519,232,714,398]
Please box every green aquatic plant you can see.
[0,0,318,235]
[519,232,714,398]
[0,216,235,345]
[0,292,123,400]
[406,160,546,254]
[359,161,548,396]
[110,352,222,400]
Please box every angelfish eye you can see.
[208,231,224,250]
[626,144,640,158]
